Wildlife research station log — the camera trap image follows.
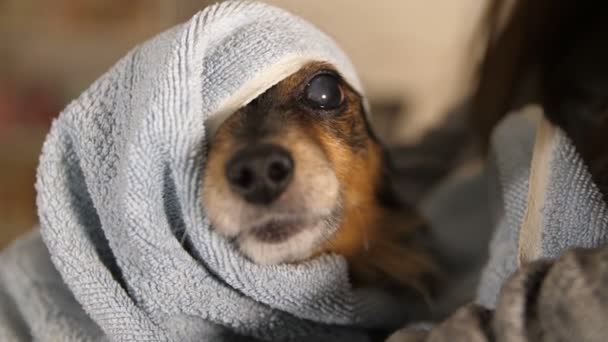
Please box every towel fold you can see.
[421,105,608,309]
[389,106,608,341]
[1,1,406,340]
[476,106,608,307]
[5,2,606,341]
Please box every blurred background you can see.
[0,0,491,248]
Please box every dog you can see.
[202,61,439,299]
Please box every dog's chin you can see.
[236,214,339,265]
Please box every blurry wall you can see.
[269,0,488,142]
[0,0,489,248]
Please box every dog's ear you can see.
[540,3,608,202]
[470,0,577,151]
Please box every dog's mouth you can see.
[203,137,342,264]
[250,219,308,244]
[234,208,341,265]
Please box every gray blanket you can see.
[0,1,405,341]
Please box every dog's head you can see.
[202,61,389,264]
[202,61,439,299]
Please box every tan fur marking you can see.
[202,61,438,294]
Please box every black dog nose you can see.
[225,144,294,204]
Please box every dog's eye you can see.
[304,73,344,110]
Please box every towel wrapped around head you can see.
[0,1,407,341]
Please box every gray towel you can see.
[417,106,608,313]
[421,105,608,309]
[388,107,608,342]
[477,107,608,307]
[0,1,404,341]
[388,106,608,342]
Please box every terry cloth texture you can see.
[397,106,608,342]
[469,106,608,308]
[419,106,608,311]
[0,1,404,341]
[387,108,608,342]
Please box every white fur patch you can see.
[238,218,338,264]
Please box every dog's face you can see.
[202,62,382,264]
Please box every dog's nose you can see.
[225,144,294,204]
